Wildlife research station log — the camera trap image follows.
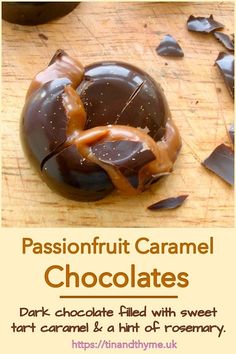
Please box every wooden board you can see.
[2,1,234,227]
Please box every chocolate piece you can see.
[148,195,188,210]
[21,78,71,171]
[187,15,224,33]
[42,144,114,202]
[91,141,156,172]
[156,35,184,57]
[214,32,234,51]
[229,124,234,145]
[202,144,234,185]
[2,2,79,25]
[215,52,234,98]
[21,51,182,201]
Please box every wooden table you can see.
[2,2,234,227]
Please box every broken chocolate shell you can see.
[91,141,156,172]
[156,34,184,57]
[148,195,188,210]
[91,140,156,189]
[214,32,234,52]
[187,14,224,33]
[215,52,234,98]
[21,77,71,172]
[79,61,169,139]
[21,51,181,201]
[202,144,234,186]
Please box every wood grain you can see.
[2,2,234,227]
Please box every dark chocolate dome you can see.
[21,60,171,201]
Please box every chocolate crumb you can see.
[38,33,48,40]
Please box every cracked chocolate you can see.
[21,50,182,201]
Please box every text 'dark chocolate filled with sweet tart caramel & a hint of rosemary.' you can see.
[20,50,182,201]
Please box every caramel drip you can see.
[60,81,181,195]
[62,85,87,135]
[69,122,181,194]
[26,50,84,100]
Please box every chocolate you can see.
[2,2,79,25]
[78,61,168,138]
[229,124,234,145]
[202,144,234,186]
[214,32,234,52]
[21,77,72,170]
[21,50,182,201]
[148,195,188,211]
[156,35,184,57]
[215,52,234,98]
[187,15,224,33]
[91,141,156,172]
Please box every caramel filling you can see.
[62,85,181,195]
[26,50,84,100]
[29,51,181,195]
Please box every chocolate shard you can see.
[214,32,234,51]
[156,34,184,57]
[229,124,234,145]
[187,14,224,33]
[148,195,188,211]
[215,52,234,98]
[91,140,156,172]
[202,144,234,185]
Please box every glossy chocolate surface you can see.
[215,52,234,98]
[187,15,224,33]
[21,56,176,201]
[21,77,71,170]
[202,144,234,186]
[156,35,184,57]
[148,195,188,211]
[214,32,234,52]
[79,61,169,140]
[2,2,79,25]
